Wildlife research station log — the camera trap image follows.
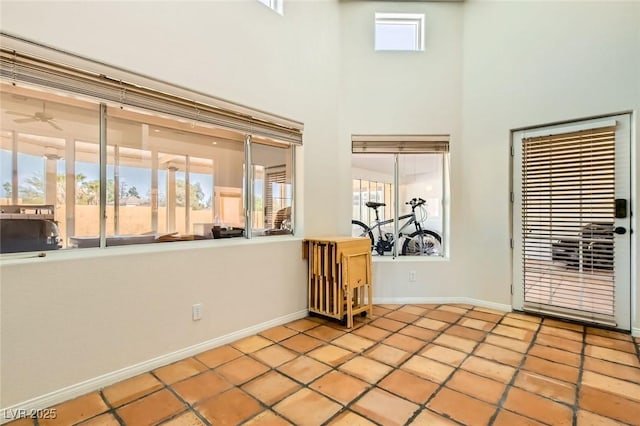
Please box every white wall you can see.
[1,0,639,412]
[0,0,340,409]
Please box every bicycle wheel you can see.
[401,230,442,256]
[352,220,374,250]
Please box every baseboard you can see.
[0,309,308,424]
[632,327,640,338]
[372,296,512,313]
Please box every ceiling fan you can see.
[6,102,63,130]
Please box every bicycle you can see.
[352,197,442,256]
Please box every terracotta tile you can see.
[370,317,406,332]
[277,355,331,384]
[576,410,628,426]
[195,345,243,368]
[102,373,163,407]
[522,355,579,383]
[351,388,418,426]
[161,411,206,426]
[398,325,439,342]
[583,356,640,384]
[365,344,410,367]
[153,358,207,385]
[500,317,539,331]
[116,390,184,426]
[539,325,583,342]
[385,310,420,324]
[372,306,392,317]
[378,369,439,404]
[196,388,262,426]
[76,413,121,426]
[506,312,542,323]
[503,387,573,425]
[543,317,584,332]
[493,410,546,426]
[339,355,393,383]
[172,371,232,404]
[307,344,355,367]
[326,410,377,425]
[242,371,301,405]
[528,344,581,367]
[446,369,506,404]
[579,385,640,425]
[231,335,273,353]
[332,333,376,353]
[485,334,531,353]
[420,344,467,367]
[378,304,403,310]
[414,317,448,331]
[427,387,496,426]
[473,306,507,315]
[514,370,576,405]
[243,410,293,426]
[259,325,298,342]
[352,325,392,341]
[4,418,34,426]
[464,310,503,323]
[401,355,455,384]
[251,344,298,367]
[426,309,462,323]
[438,305,469,314]
[433,333,477,352]
[273,388,341,426]
[492,325,534,341]
[285,318,320,332]
[457,317,494,332]
[304,325,345,341]
[310,370,369,404]
[473,342,524,367]
[585,345,640,367]
[461,356,516,383]
[398,305,429,316]
[39,392,108,426]
[586,327,633,342]
[409,409,460,425]
[535,332,583,353]
[445,325,487,341]
[280,334,325,353]
[383,333,425,353]
[586,334,637,353]
[582,371,640,402]
[215,355,270,385]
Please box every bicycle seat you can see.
[365,202,386,209]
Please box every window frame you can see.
[374,12,425,52]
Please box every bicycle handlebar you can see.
[405,197,426,208]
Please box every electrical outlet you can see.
[192,303,202,321]
[409,270,417,282]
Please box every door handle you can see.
[614,227,627,235]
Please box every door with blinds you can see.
[513,114,631,330]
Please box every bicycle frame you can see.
[366,210,424,255]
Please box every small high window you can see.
[375,13,425,52]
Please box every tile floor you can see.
[7,304,640,426]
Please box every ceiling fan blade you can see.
[47,120,63,131]
[14,117,38,123]
[6,111,33,117]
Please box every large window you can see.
[0,35,301,254]
[351,135,449,257]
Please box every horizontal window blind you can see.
[0,33,303,145]
[352,134,449,154]
[521,126,616,323]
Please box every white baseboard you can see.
[632,327,640,338]
[0,309,308,424]
[373,296,512,313]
